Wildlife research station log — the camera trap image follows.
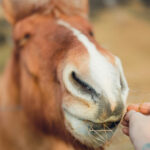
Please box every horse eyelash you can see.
[89,31,94,37]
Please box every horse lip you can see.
[90,119,121,131]
[64,109,121,130]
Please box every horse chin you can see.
[63,110,121,149]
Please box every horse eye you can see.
[24,33,31,39]
[18,33,31,47]
[89,31,94,37]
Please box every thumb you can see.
[124,110,137,122]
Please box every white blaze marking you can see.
[57,20,128,106]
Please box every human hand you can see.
[122,103,150,150]
[127,103,150,115]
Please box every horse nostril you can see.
[120,75,125,92]
[115,57,129,100]
[71,71,100,101]
[71,71,87,88]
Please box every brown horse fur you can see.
[0,0,118,150]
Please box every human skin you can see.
[122,103,150,150]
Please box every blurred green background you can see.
[0,0,150,150]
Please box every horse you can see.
[0,0,129,150]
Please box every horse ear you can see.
[2,0,51,24]
[55,0,89,19]
[2,0,89,24]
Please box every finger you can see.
[121,120,129,127]
[124,110,136,122]
[127,103,150,115]
[139,103,150,115]
[127,104,139,112]
[122,127,129,136]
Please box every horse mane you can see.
[2,0,88,24]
